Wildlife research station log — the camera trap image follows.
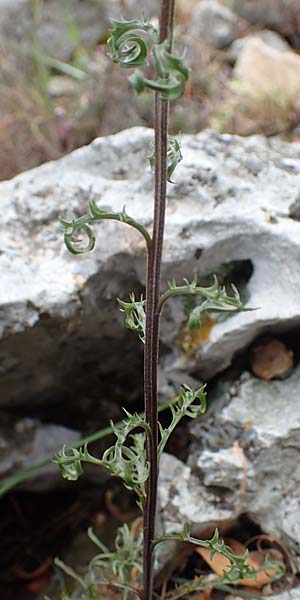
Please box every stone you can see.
[0,415,80,491]
[159,369,300,594]
[251,338,294,381]
[0,0,159,62]
[1,127,300,408]
[190,0,239,49]
[223,1,300,37]
[158,452,233,534]
[233,39,300,108]
[182,368,300,551]
[226,590,300,600]
[229,30,291,63]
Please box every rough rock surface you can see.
[223,0,300,35]
[159,367,300,552]
[226,591,300,600]
[233,39,300,108]
[0,0,159,62]
[1,127,300,407]
[190,0,239,49]
[0,416,80,491]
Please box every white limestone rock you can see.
[187,368,300,550]
[1,127,300,407]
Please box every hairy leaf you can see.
[129,40,189,101]
[107,19,158,68]
[154,527,285,587]
[158,385,206,456]
[60,200,151,255]
[118,293,146,342]
[53,411,150,501]
[149,137,182,183]
[159,274,252,329]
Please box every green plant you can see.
[53,2,284,599]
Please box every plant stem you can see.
[143,2,175,599]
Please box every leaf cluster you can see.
[55,524,143,600]
[53,385,206,506]
[53,411,150,504]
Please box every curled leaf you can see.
[53,411,150,502]
[52,446,84,481]
[60,200,151,255]
[118,293,146,343]
[107,19,158,68]
[60,217,95,255]
[129,40,189,101]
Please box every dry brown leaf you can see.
[193,589,213,600]
[196,537,282,589]
[179,314,214,354]
[251,339,293,381]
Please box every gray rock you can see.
[0,415,80,490]
[229,30,290,62]
[158,452,233,533]
[190,0,239,49]
[1,127,300,407]
[223,0,300,36]
[0,0,159,62]
[183,368,300,550]
[226,590,300,600]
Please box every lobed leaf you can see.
[117,293,146,343]
[154,527,285,588]
[107,19,158,68]
[149,137,182,183]
[158,385,206,456]
[60,200,151,255]
[129,40,189,101]
[53,411,149,501]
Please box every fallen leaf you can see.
[194,590,212,600]
[179,314,214,353]
[251,338,293,381]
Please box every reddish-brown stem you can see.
[143,1,176,599]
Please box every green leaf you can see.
[60,217,96,255]
[129,40,189,101]
[154,527,283,585]
[60,200,151,255]
[117,294,146,342]
[159,274,253,326]
[53,411,150,501]
[52,446,84,481]
[158,385,206,456]
[107,19,158,68]
[149,137,183,183]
